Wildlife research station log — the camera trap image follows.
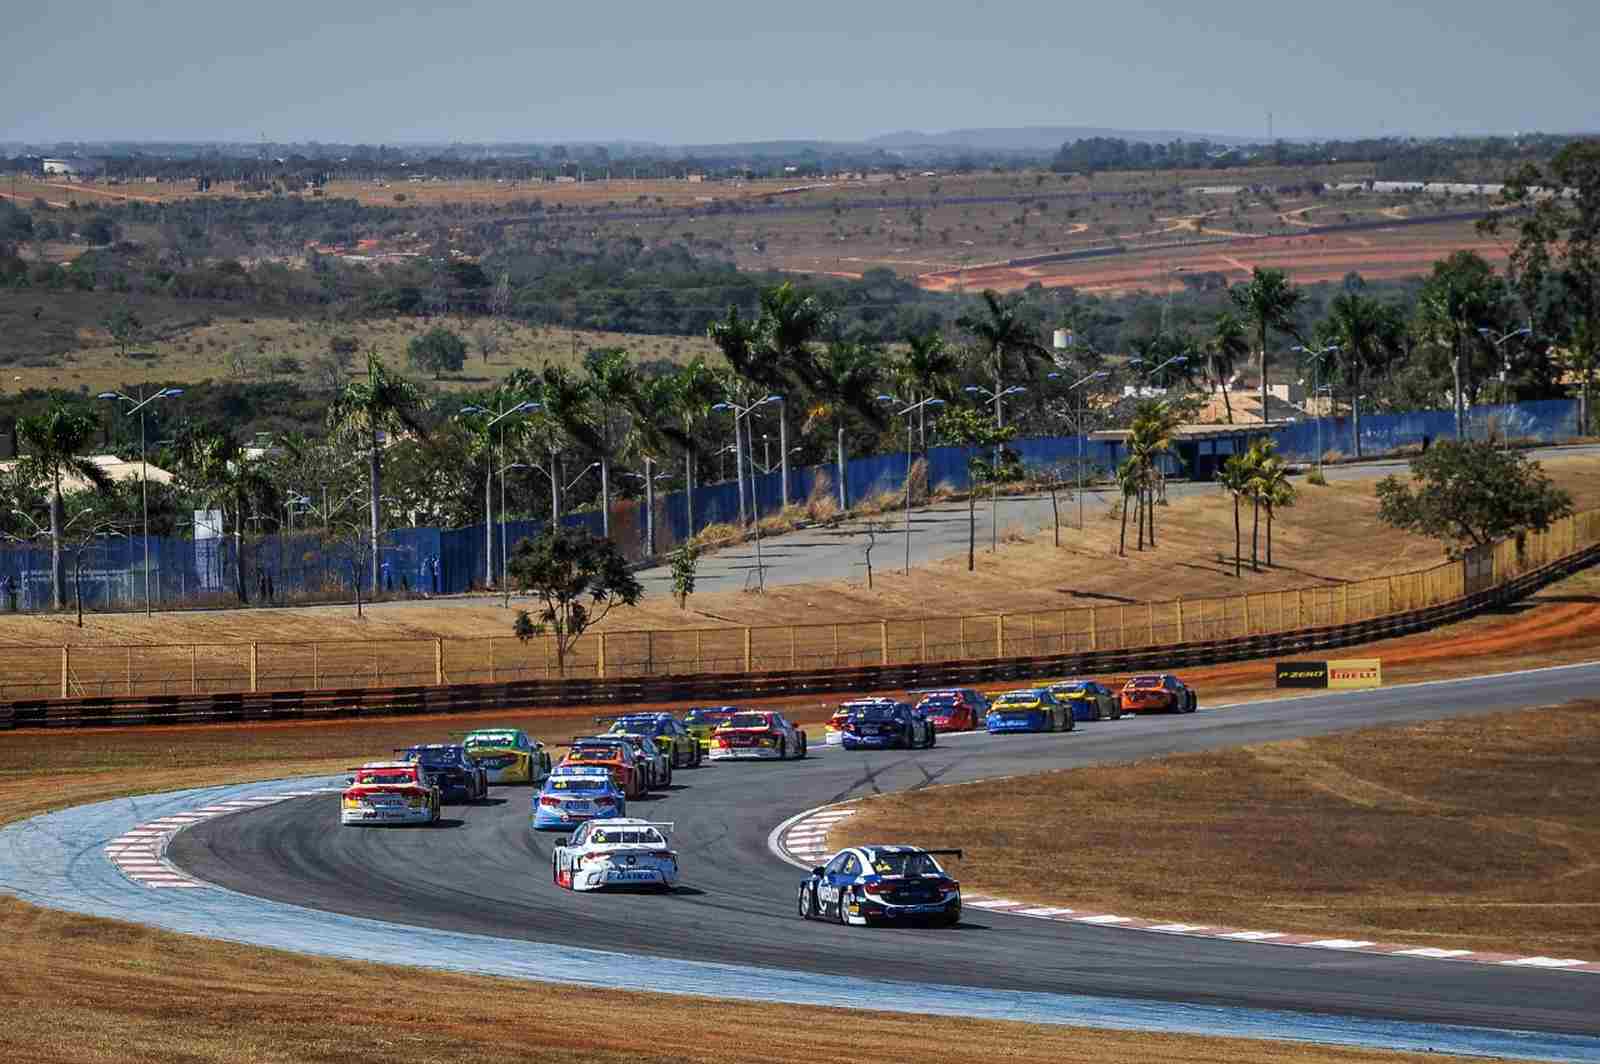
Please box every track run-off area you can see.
[4,663,1600,1061]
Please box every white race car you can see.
[340,761,441,826]
[551,818,679,892]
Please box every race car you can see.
[708,710,808,760]
[560,738,648,799]
[531,766,627,830]
[828,697,898,733]
[460,728,552,785]
[396,743,489,802]
[1047,679,1123,722]
[605,732,673,789]
[552,818,680,892]
[340,761,441,826]
[986,688,1073,733]
[798,845,963,927]
[682,706,742,753]
[598,713,702,769]
[912,689,987,731]
[838,700,936,750]
[1119,674,1197,714]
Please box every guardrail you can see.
[4,536,1594,731]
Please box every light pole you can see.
[711,395,781,526]
[459,401,538,590]
[97,386,182,617]
[1477,326,1532,442]
[1291,344,1339,471]
[1127,354,1190,392]
[964,384,1025,553]
[623,468,670,556]
[1047,370,1109,531]
[878,394,945,574]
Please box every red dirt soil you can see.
[918,233,1509,295]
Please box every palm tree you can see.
[896,330,960,450]
[804,341,884,510]
[1241,438,1273,571]
[1127,400,1179,549]
[1229,268,1304,423]
[1115,456,1140,558]
[1206,311,1251,424]
[536,363,604,525]
[669,357,721,532]
[1321,292,1407,458]
[1216,452,1252,578]
[16,406,112,609]
[1416,251,1503,439]
[174,429,277,603]
[957,289,1050,418]
[1257,446,1295,568]
[626,373,695,556]
[583,348,640,537]
[327,353,428,589]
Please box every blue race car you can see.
[397,743,488,803]
[839,700,936,750]
[532,766,627,830]
[985,688,1073,733]
[798,845,963,927]
[1047,679,1122,722]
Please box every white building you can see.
[42,157,104,179]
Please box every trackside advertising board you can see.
[1275,660,1381,690]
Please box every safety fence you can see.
[2,520,1595,730]
[3,509,1595,707]
[0,398,1581,614]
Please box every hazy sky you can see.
[5,0,1595,144]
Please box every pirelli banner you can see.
[1275,659,1382,690]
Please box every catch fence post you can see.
[313,644,321,688]
[880,620,889,665]
[490,637,497,684]
[1242,595,1251,635]
[1029,613,1037,654]
[597,633,607,679]
[1088,607,1096,651]
[434,638,443,685]
[60,646,69,698]
[1342,582,1350,621]
[743,627,752,672]
[920,619,928,662]
[190,645,197,694]
[995,615,1003,658]
[695,630,703,672]
[790,627,797,670]
[1177,599,1185,642]
[1118,606,1125,648]
[126,647,133,695]
[1147,603,1154,645]
[834,624,841,666]
[249,643,258,692]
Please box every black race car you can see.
[838,700,936,750]
[397,743,489,803]
[799,845,963,927]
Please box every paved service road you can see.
[631,444,1600,595]
[172,662,1600,1037]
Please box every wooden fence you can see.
[1,510,1595,703]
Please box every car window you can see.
[824,853,850,875]
[841,854,861,876]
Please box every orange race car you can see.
[1119,673,1197,714]
[559,738,648,799]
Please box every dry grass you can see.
[0,897,1486,1064]
[831,701,1600,958]
[0,299,721,394]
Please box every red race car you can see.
[1119,674,1197,714]
[912,689,987,731]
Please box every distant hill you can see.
[865,125,1261,151]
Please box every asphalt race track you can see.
[171,664,1600,1038]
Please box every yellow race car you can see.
[460,728,551,784]
[681,706,742,754]
[597,713,704,769]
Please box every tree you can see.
[1205,311,1250,423]
[896,330,960,450]
[1375,441,1573,553]
[509,527,643,677]
[1114,456,1140,558]
[471,326,500,365]
[669,541,698,610]
[1319,291,1407,457]
[173,428,278,604]
[1415,252,1504,438]
[957,289,1050,417]
[670,357,721,532]
[804,341,885,511]
[1229,268,1304,424]
[16,406,112,609]
[1485,140,1600,431]
[1252,440,1294,567]
[1127,400,1179,550]
[937,406,1016,571]
[103,308,142,359]
[626,372,692,556]
[584,348,640,537]
[327,354,429,588]
[1216,452,1252,577]
[407,325,467,379]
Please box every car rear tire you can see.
[663,763,673,788]
[927,725,937,748]
[797,733,808,759]
[799,885,816,920]
[836,888,850,926]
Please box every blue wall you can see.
[0,399,1579,612]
